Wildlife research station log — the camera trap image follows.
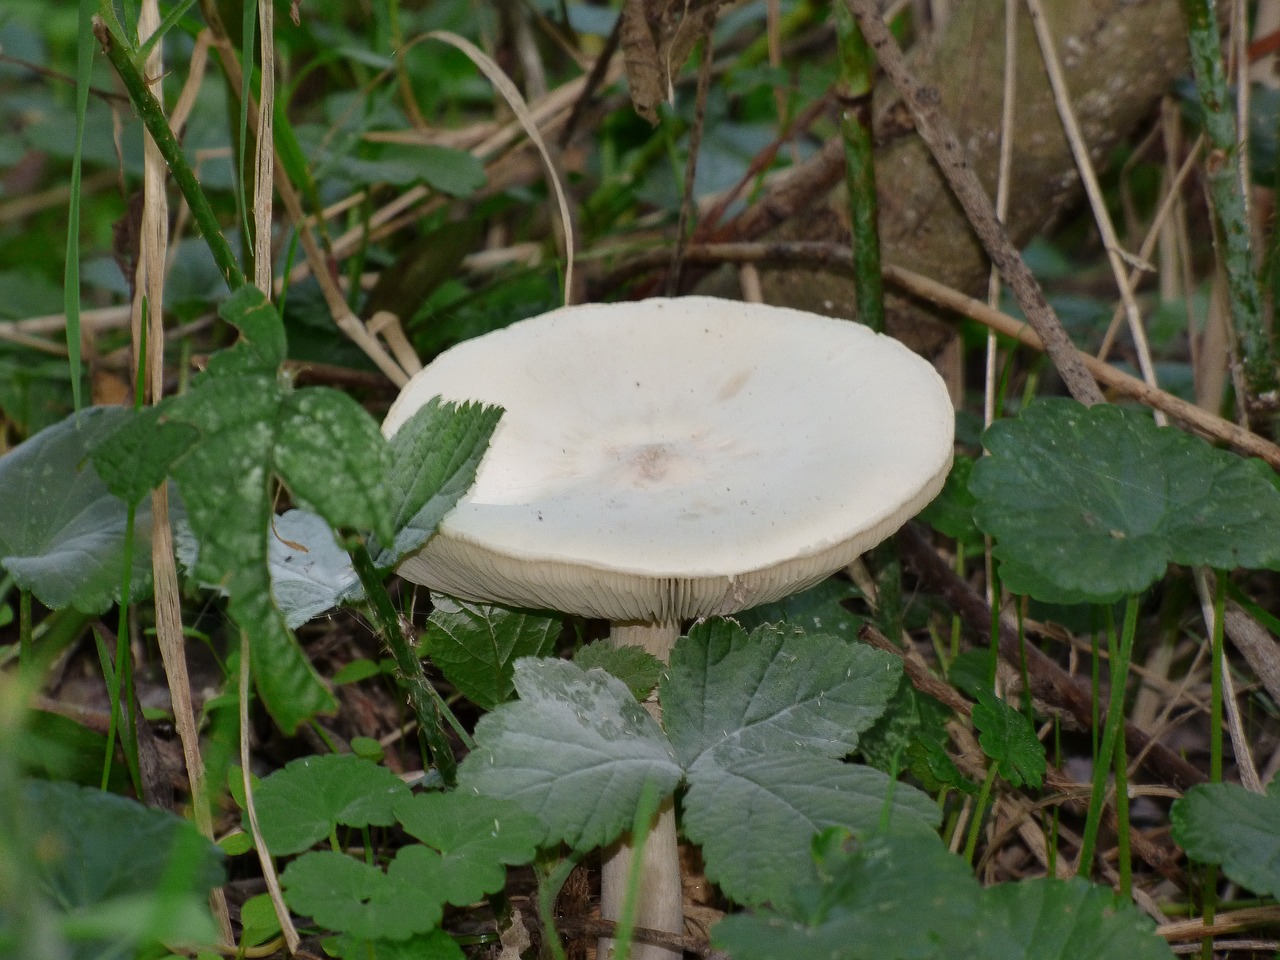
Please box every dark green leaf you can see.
[420,595,561,709]
[377,397,502,566]
[919,455,980,546]
[683,750,940,907]
[1171,775,1280,897]
[251,753,411,856]
[662,620,901,768]
[325,929,465,960]
[91,406,198,506]
[971,400,1280,603]
[574,641,664,701]
[281,851,438,941]
[971,690,1045,789]
[735,578,865,640]
[393,792,541,904]
[0,407,165,613]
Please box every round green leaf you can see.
[971,400,1280,603]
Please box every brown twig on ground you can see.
[842,0,1103,407]
[896,523,1207,794]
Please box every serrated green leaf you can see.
[1171,776,1280,897]
[91,406,198,506]
[377,397,502,566]
[662,620,901,768]
[421,596,561,709]
[712,831,1005,960]
[281,850,439,941]
[0,407,167,613]
[250,753,411,856]
[574,641,663,701]
[683,750,940,906]
[325,929,465,960]
[89,289,401,732]
[984,877,1174,960]
[971,400,1280,603]
[457,657,682,850]
[276,388,393,544]
[393,792,541,905]
[971,690,1045,789]
[736,578,865,640]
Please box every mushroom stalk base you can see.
[600,619,683,960]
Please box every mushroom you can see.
[382,296,954,960]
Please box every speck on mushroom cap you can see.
[383,297,954,622]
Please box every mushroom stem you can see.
[600,619,683,960]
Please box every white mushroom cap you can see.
[383,297,954,622]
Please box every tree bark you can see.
[700,0,1191,355]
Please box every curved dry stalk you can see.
[1023,0,1163,422]
[843,0,1104,406]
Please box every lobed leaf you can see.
[458,657,682,850]
[971,400,1280,603]
[682,749,940,907]
[971,690,1045,789]
[573,641,664,702]
[250,753,411,856]
[662,619,901,768]
[1171,776,1280,898]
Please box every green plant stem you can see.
[963,765,998,865]
[1113,720,1131,899]
[1210,569,1225,784]
[1077,595,1139,875]
[835,1,883,332]
[91,16,246,292]
[17,590,31,676]
[346,538,463,786]
[1179,0,1278,417]
[536,850,587,960]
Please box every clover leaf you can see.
[250,753,410,855]
[971,400,1280,603]
[1171,774,1280,898]
[972,690,1045,789]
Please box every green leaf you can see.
[713,832,1173,960]
[971,690,1045,789]
[712,831,1006,960]
[971,400,1280,603]
[250,753,411,855]
[16,780,224,957]
[325,929,465,960]
[573,641,664,701]
[0,407,165,613]
[736,578,865,640]
[682,750,940,906]
[662,620,902,768]
[393,792,542,905]
[377,397,502,567]
[919,455,981,547]
[984,877,1174,960]
[281,851,438,941]
[421,595,561,709]
[91,406,199,506]
[1171,775,1280,897]
[457,657,682,850]
[89,289,399,732]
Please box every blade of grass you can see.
[64,0,98,413]
[1076,594,1139,875]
